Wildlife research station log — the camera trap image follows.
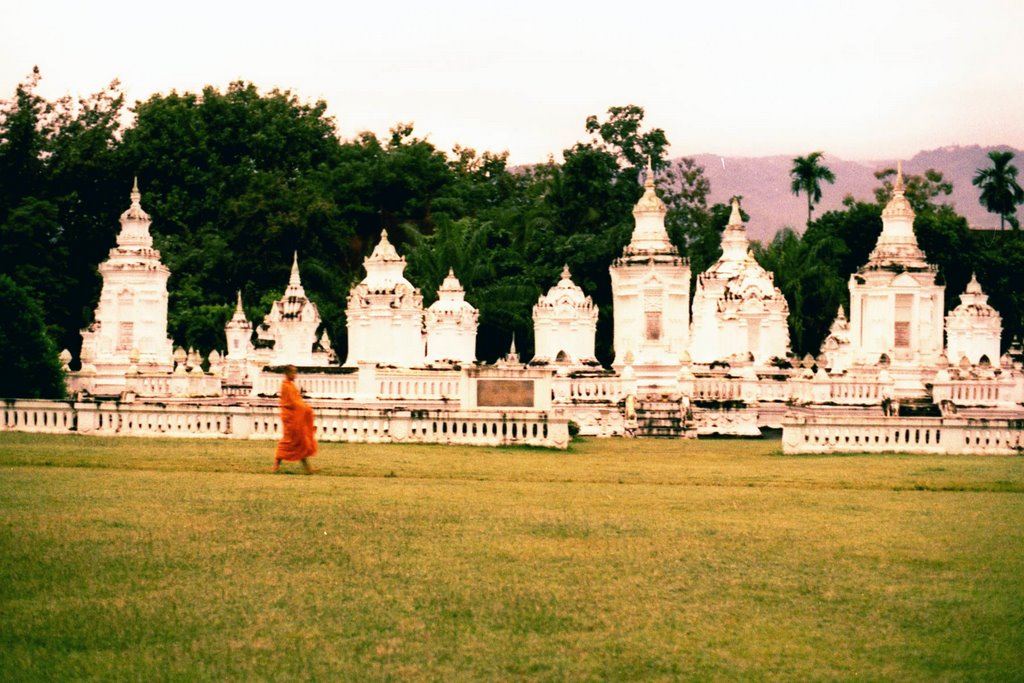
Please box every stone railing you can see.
[2,399,77,433]
[0,398,569,449]
[932,376,1019,407]
[690,377,746,401]
[126,372,222,398]
[552,375,626,403]
[789,372,894,406]
[782,408,1024,455]
[375,369,462,402]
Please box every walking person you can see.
[271,365,319,474]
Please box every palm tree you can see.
[790,151,836,225]
[973,150,1024,230]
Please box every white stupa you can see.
[689,199,791,365]
[255,253,329,367]
[345,230,425,367]
[532,265,598,366]
[78,179,174,393]
[609,160,691,391]
[843,163,945,369]
[425,269,478,364]
[945,273,1002,367]
[223,291,253,382]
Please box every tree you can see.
[873,167,953,213]
[790,151,836,225]
[0,275,65,398]
[973,150,1024,230]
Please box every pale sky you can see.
[2,0,1022,164]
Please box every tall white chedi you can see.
[609,161,691,390]
[844,163,944,367]
[689,199,790,365]
[532,265,598,366]
[255,253,330,366]
[424,269,478,364]
[79,179,174,384]
[223,291,253,382]
[345,229,425,367]
[945,273,1002,366]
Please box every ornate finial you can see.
[289,252,301,286]
[130,176,141,206]
[644,158,655,189]
[561,264,571,280]
[235,290,244,311]
[380,228,390,243]
[966,272,982,294]
[448,267,455,278]
[729,197,743,226]
[510,333,517,355]
[837,304,846,321]
[894,160,905,194]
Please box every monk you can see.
[272,365,319,474]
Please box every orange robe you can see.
[275,378,318,461]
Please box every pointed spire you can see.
[235,290,244,313]
[561,264,571,280]
[728,197,743,226]
[893,160,905,195]
[448,267,455,278]
[644,157,655,189]
[837,304,846,321]
[510,333,517,355]
[117,175,153,244]
[289,251,302,287]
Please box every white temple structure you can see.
[41,161,1022,452]
[689,199,791,365]
[425,269,478,364]
[254,253,332,367]
[945,273,1002,367]
[609,162,691,391]
[532,265,599,367]
[78,179,174,394]
[223,291,253,383]
[345,230,425,367]
[846,166,944,372]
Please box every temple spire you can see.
[644,157,655,189]
[561,264,571,280]
[289,252,301,287]
[235,290,244,313]
[728,197,743,226]
[894,160,905,195]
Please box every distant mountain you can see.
[677,145,1024,243]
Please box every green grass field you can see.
[1,433,1022,681]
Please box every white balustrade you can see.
[552,376,624,402]
[1,400,76,433]
[0,399,570,449]
[783,409,1024,455]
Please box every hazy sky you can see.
[2,0,1022,164]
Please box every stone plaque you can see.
[477,379,534,407]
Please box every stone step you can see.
[634,399,694,438]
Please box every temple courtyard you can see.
[1,434,1021,680]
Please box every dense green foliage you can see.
[0,275,64,398]
[2,70,1023,390]
[2,433,1023,680]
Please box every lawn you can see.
[1,433,1022,681]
